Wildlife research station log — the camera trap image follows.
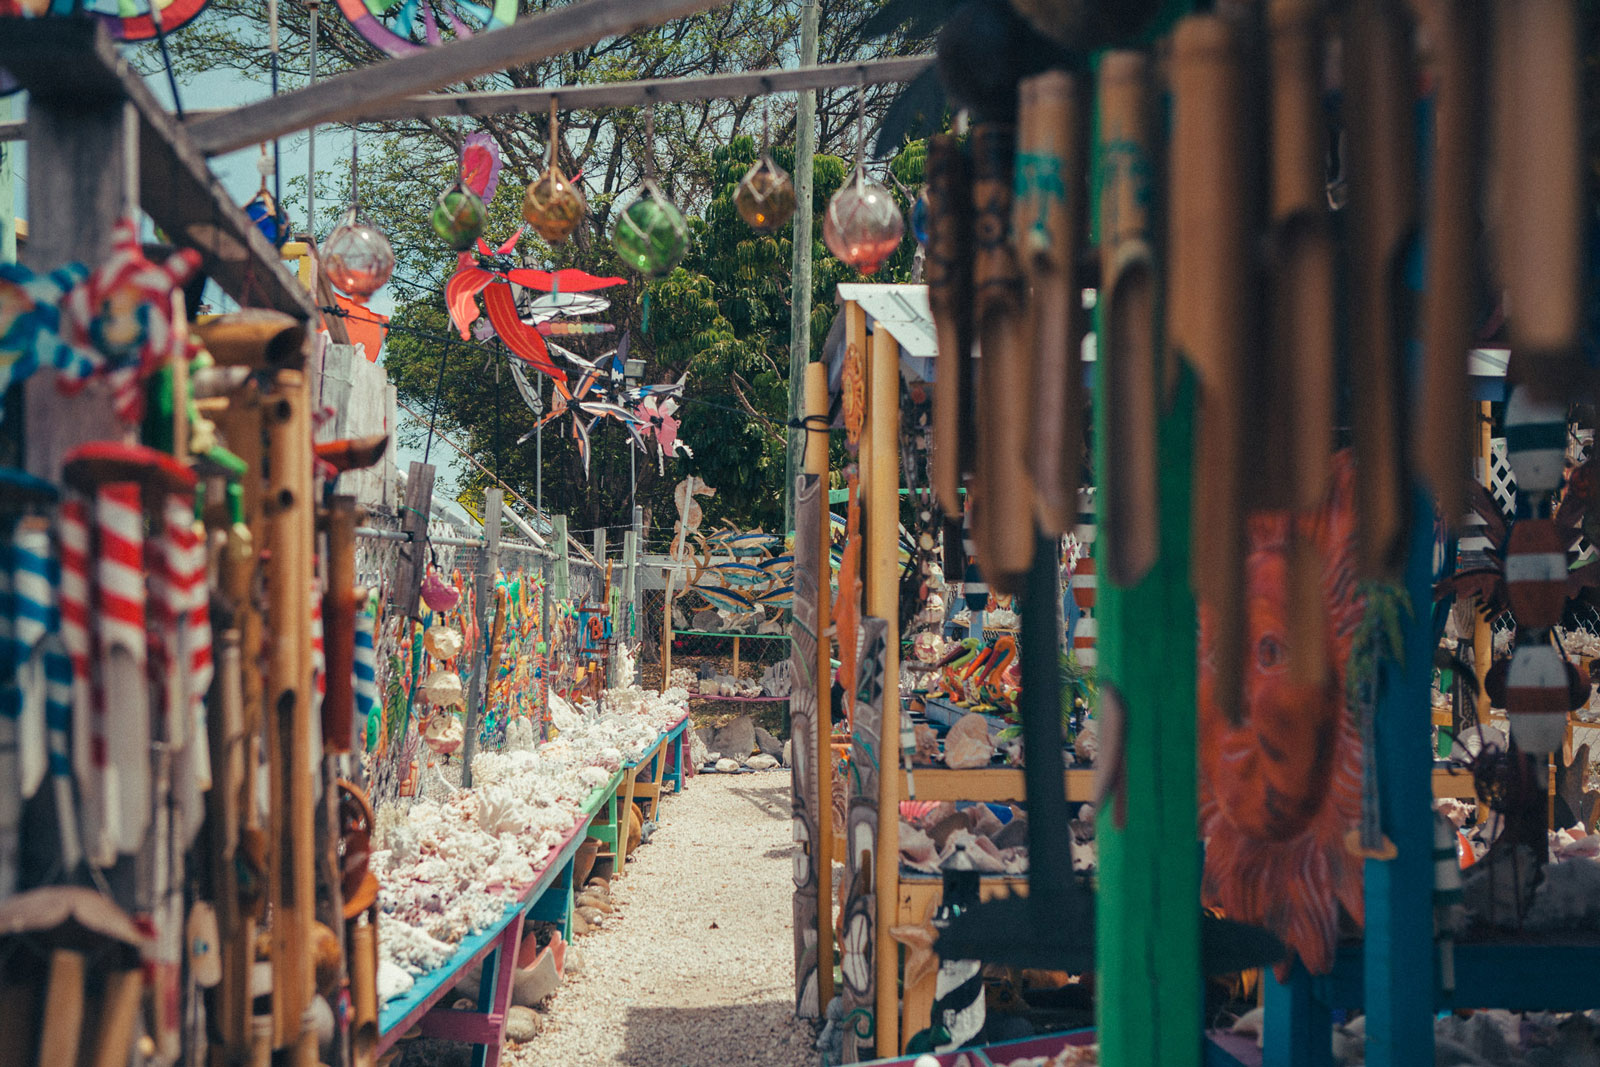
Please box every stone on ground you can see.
[505,775,817,1066]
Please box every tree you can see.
[149,1,938,535]
[381,131,928,539]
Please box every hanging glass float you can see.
[824,166,905,276]
[245,147,291,247]
[523,100,587,244]
[734,154,796,233]
[522,166,587,244]
[612,179,691,276]
[431,179,487,251]
[911,189,930,246]
[322,207,395,300]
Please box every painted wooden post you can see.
[868,323,902,1057]
[462,488,501,787]
[396,462,436,620]
[1362,495,1437,1067]
[552,516,570,600]
[790,471,825,1017]
[805,361,835,1013]
[1093,48,1203,1067]
[19,84,130,480]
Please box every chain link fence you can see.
[356,506,640,809]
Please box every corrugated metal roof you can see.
[836,283,936,359]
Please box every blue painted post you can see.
[1362,494,1437,1066]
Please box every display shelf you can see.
[671,629,792,639]
[899,767,1095,804]
[377,717,688,1067]
[686,692,790,703]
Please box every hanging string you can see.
[853,77,867,172]
[547,96,559,171]
[149,0,185,121]
[349,133,360,210]
[422,338,451,466]
[306,0,319,235]
[268,0,281,214]
[644,100,657,184]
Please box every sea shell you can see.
[421,570,461,613]
[421,669,464,708]
[425,625,465,661]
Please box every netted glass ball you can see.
[431,181,487,251]
[612,181,691,276]
[734,154,797,233]
[824,168,905,276]
[522,165,587,244]
[322,208,395,299]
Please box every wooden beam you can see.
[186,0,733,157]
[0,119,23,143]
[330,55,934,127]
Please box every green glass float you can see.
[611,179,691,276]
[431,179,487,251]
[734,153,796,233]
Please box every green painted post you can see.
[1094,370,1201,1067]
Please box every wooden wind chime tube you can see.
[1343,0,1416,579]
[1416,0,1488,524]
[1169,15,1257,720]
[867,323,903,1059]
[1095,51,1160,588]
[203,383,266,1064]
[1016,70,1088,540]
[1490,0,1583,400]
[925,133,975,519]
[322,495,360,754]
[264,368,317,1064]
[803,361,835,1013]
[1267,0,1339,684]
[971,122,1036,592]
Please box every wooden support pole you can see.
[732,635,742,679]
[186,0,732,156]
[264,369,317,1064]
[552,516,570,599]
[867,324,902,1056]
[17,81,129,481]
[396,462,436,620]
[805,361,835,1012]
[463,487,502,787]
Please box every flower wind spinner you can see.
[431,179,487,251]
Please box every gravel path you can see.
[506,770,820,1067]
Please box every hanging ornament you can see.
[911,189,930,246]
[523,99,588,244]
[324,207,395,299]
[612,104,691,276]
[420,568,461,613]
[431,179,487,251]
[460,133,504,202]
[244,146,291,247]
[613,181,691,276]
[323,140,395,300]
[734,103,796,233]
[824,84,904,275]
